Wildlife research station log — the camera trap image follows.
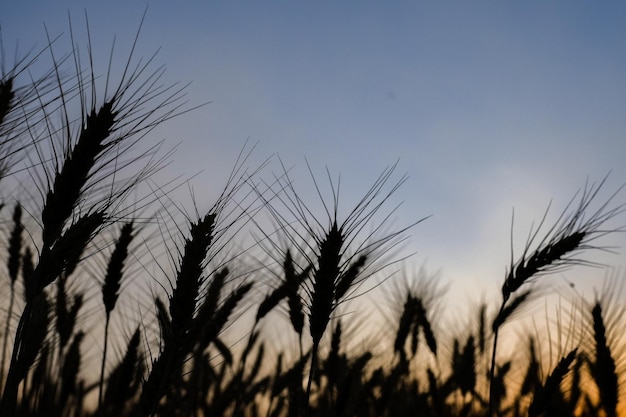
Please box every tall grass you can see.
[1,15,626,417]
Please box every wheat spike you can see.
[520,337,541,396]
[394,294,415,359]
[416,298,437,356]
[169,213,215,333]
[287,282,305,337]
[257,250,309,329]
[591,302,618,417]
[17,293,51,383]
[40,210,106,291]
[477,303,487,355]
[0,78,15,127]
[309,221,343,347]
[195,267,228,328]
[41,101,116,249]
[528,349,577,417]
[55,276,83,350]
[21,247,35,304]
[102,328,141,416]
[199,282,253,350]
[459,336,476,395]
[102,222,134,315]
[491,361,512,412]
[1,203,23,389]
[492,289,533,331]
[7,203,23,284]
[503,232,585,300]
[212,337,233,366]
[334,254,366,300]
[60,332,85,406]
[569,353,583,413]
[98,222,134,410]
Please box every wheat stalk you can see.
[489,178,624,416]
[135,214,216,417]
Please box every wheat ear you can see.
[101,328,141,417]
[528,349,577,417]
[590,302,618,417]
[99,222,134,411]
[489,178,624,416]
[0,203,23,389]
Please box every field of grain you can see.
[0,19,623,417]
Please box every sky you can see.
[3,2,626,320]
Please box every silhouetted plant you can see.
[489,179,624,416]
[2,12,626,417]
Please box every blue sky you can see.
[3,2,626,310]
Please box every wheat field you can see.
[0,17,624,417]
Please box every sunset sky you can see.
[4,2,626,312]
